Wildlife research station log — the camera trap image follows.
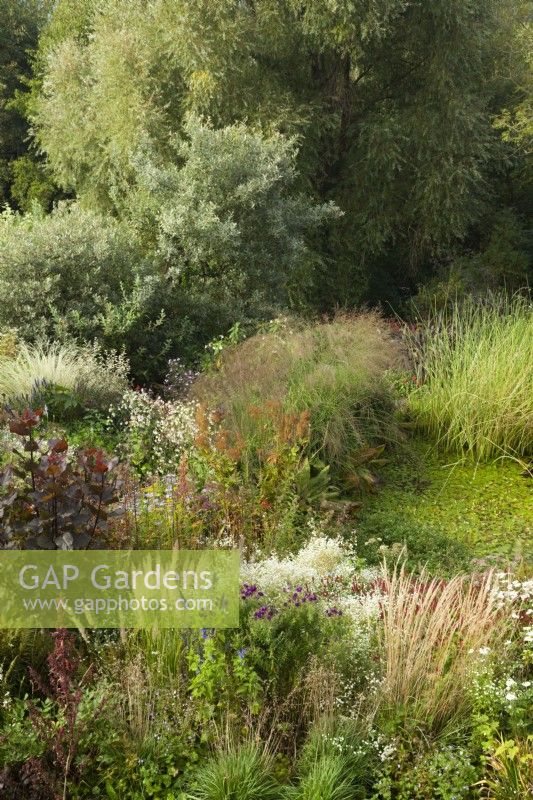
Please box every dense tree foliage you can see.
[0,0,530,378]
[0,118,333,380]
[0,0,57,209]
[29,0,531,301]
[132,117,339,305]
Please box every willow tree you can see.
[31,0,527,304]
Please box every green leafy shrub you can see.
[134,117,339,306]
[194,313,402,479]
[99,116,339,382]
[96,271,257,384]
[407,294,533,461]
[0,203,142,344]
[374,744,478,800]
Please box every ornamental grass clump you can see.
[377,566,508,736]
[408,294,533,461]
[286,718,377,800]
[193,313,402,476]
[187,743,280,800]
[0,340,129,414]
[286,753,358,800]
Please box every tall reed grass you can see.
[408,295,533,461]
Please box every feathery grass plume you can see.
[193,312,402,475]
[377,564,507,736]
[118,653,156,745]
[407,293,533,461]
[0,340,80,400]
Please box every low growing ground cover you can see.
[355,437,533,572]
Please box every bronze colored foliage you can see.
[0,408,123,549]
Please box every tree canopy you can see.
[26,0,530,306]
[0,0,530,379]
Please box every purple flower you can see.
[254,605,277,620]
[237,647,247,659]
[241,583,260,599]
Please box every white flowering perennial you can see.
[241,529,385,634]
[494,574,533,647]
[241,534,355,594]
[471,669,533,714]
[339,590,384,626]
[114,389,201,473]
[296,535,354,577]
[321,730,396,763]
